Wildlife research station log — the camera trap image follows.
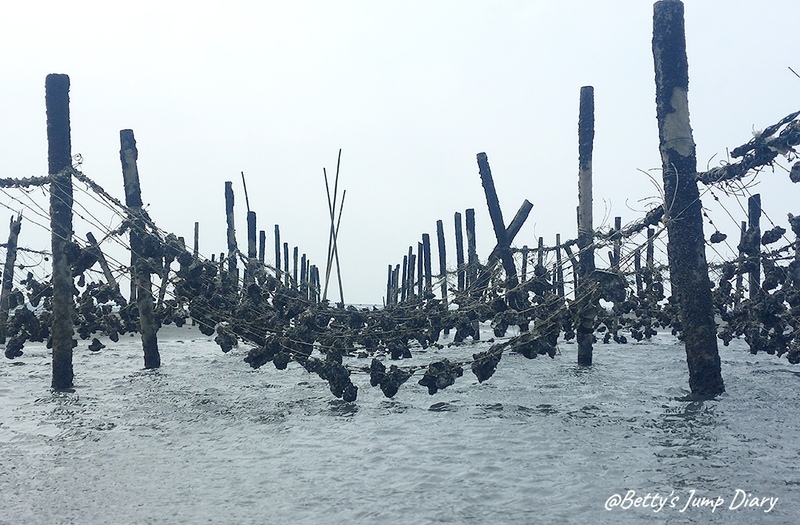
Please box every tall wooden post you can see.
[47,74,76,389]
[224,181,238,286]
[465,208,478,290]
[653,0,724,396]
[274,225,282,280]
[436,220,448,304]
[454,212,466,292]
[0,214,22,345]
[258,230,266,264]
[193,221,199,258]
[120,129,160,369]
[417,241,424,299]
[401,254,408,302]
[422,233,433,295]
[520,245,529,283]
[555,234,565,297]
[735,221,746,305]
[407,246,416,300]
[577,85,596,366]
[283,242,289,287]
[612,216,622,270]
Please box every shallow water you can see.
[1,326,799,524]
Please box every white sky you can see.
[1,1,797,304]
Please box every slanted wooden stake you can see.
[0,213,22,345]
[120,129,160,369]
[653,0,723,396]
[47,74,75,389]
[577,85,597,366]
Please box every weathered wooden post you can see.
[283,242,290,287]
[86,231,120,295]
[454,212,466,292]
[193,221,199,258]
[577,85,596,366]
[258,230,266,264]
[401,254,408,302]
[555,234,565,297]
[47,74,76,389]
[273,225,281,279]
[408,248,416,300]
[646,228,655,269]
[0,214,22,344]
[422,233,433,295]
[416,241,424,299]
[520,245,529,283]
[293,246,299,289]
[612,216,622,270]
[436,220,448,304]
[747,194,761,299]
[735,220,746,305]
[120,129,160,369]
[653,0,724,396]
[476,153,519,290]
[386,265,393,306]
[466,208,478,289]
[634,248,644,296]
[224,181,238,286]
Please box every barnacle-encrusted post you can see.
[653,0,724,396]
[47,73,75,390]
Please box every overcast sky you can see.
[1,1,797,304]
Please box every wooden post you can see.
[466,208,478,290]
[293,246,299,290]
[258,230,266,264]
[274,225,281,279]
[646,227,655,270]
[120,129,160,369]
[577,85,596,367]
[735,221,746,305]
[401,254,408,302]
[392,264,400,305]
[408,249,417,300]
[476,153,519,288]
[224,181,238,286]
[422,233,433,295]
[520,245,529,283]
[537,237,544,268]
[0,214,22,345]
[747,194,761,299]
[653,0,724,396]
[613,216,622,270]
[634,248,644,296]
[417,241,424,299]
[300,253,308,299]
[386,264,393,306]
[454,212,466,292]
[193,221,199,258]
[283,242,289,287]
[436,220,448,305]
[555,234,565,297]
[47,74,75,389]
[86,232,119,294]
